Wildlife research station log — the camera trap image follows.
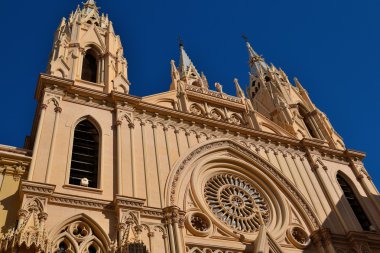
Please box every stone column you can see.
[128,122,136,196]
[28,104,48,180]
[45,106,62,183]
[164,206,186,253]
[310,230,327,253]
[116,120,123,195]
[17,209,28,229]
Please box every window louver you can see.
[69,120,99,188]
[337,174,371,231]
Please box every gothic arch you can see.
[83,43,105,56]
[164,138,320,239]
[335,171,373,231]
[49,213,111,252]
[65,115,103,188]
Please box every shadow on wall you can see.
[1,188,21,234]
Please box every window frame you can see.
[336,172,373,231]
[65,116,103,191]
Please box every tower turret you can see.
[47,0,130,94]
[244,38,345,149]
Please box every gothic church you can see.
[0,1,379,253]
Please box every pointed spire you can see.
[294,77,306,93]
[83,0,99,14]
[58,17,66,30]
[243,35,268,78]
[201,72,209,88]
[234,78,245,98]
[170,60,180,82]
[178,40,193,78]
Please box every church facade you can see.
[1,1,380,253]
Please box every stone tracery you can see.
[204,174,270,233]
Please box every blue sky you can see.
[0,0,379,188]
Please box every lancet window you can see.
[337,174,372,231]
[298,105,320,139]
[81,49,98,83]
[69,120,99,188]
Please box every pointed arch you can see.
[49,213,111,250]
[68,116,101,188]
[164,138,320,238]
[336,172,372,231]
[298,104,320,139]
[24,197,44,212]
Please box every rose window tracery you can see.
[204,174,270,233]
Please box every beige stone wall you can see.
[12,83,377,252]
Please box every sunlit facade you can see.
[1,1,380,252]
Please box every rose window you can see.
[204,174,270,233]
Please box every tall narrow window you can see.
[337,174,371,231]
[70,120,99,188]
[81,50,98,83]
[298,105,319,139]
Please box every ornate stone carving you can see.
[204,174,269,233]
[185,211,212,237]
[286,226,310,249]
[169,140,319,229]
[190,104,203,116]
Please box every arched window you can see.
[298,105,319,139]
[337,174,371,231]
[69,120,99,188]
[81,50,98,83]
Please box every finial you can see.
[242,34,249,43]
[178,35,184,47]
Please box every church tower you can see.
[47,0,130,94]
[245,39,345,150]
[1,1,380,253]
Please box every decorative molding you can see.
[49,193,113,210]
[114,195,145,210]
[169,140,319,229]
[20,181,56,197]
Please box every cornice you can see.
[114,195,146,210]
[35,74,367,162]
[20,181,56,197]
[0,145,32,158]
[186,91,245,110]
[50,192,113,211]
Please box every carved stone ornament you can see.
[190,104,203,116]
[230,114,242,126]
[185,211,212,237]
[210,109,223,121]
[286,226,310,249]
[204,174,270,233]
[169,140,319,229]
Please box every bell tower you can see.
[47,0,130,94]
[245,39,345,150]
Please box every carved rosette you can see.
[185,211,212,237]
[286,226,310,249]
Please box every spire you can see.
[294,77,306,93]
[243,35,268,78]
[234,78,245,98]
[178,42,193,78]
[83,0,99,15]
